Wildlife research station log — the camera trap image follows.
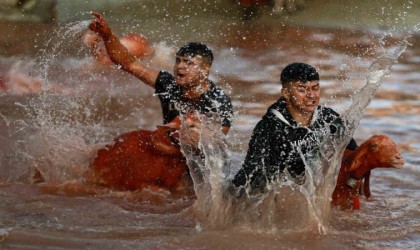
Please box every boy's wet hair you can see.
[176,42,214,66]
[280,62,319,86]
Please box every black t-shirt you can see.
[154,71,234,126]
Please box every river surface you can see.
[0,1,419,249]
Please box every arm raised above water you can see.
[89,12,159,87]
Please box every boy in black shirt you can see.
[232,63,357,191]
[89,12,233,145]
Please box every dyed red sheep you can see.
[332,135,405,210]
[88,116,188,192]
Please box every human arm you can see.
[178,112,230,153]
[232,120,273,189]
[83,32,114,66]
[89,12,159,87]
[215,88,234,136]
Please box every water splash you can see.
[180,114,320,232]
[1,20,110,183]
[0,5,416,241]
[291,33,410,230]
[182,32,412,233]
[179,113,235,228]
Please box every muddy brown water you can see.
[0,1,419,249]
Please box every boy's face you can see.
[173,55,210,88]
[282,80,321,115]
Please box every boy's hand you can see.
[89,12,112,39]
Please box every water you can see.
[1,1,419,249]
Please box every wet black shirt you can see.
[154,71,234,126]
[232,97,357,190]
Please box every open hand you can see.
[179,113,202,149]
[89,12,112,39]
